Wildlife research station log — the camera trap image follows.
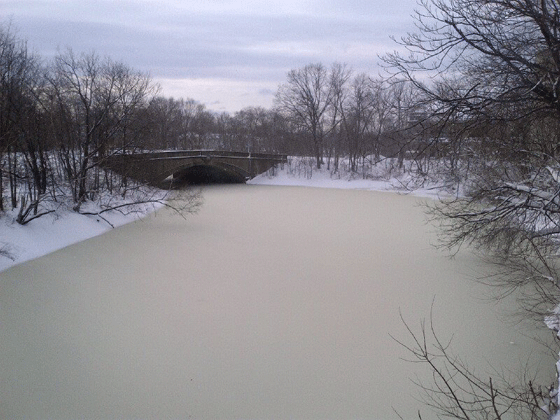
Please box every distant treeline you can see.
[0,24,433,221]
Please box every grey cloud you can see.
[2,0,418,111]
[7,4,415,87]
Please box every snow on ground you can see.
[248,157,451,200]
[0,202,160,273]
[248,166,446,199]
[0,157,449,273]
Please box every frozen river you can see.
[0,185,553,419]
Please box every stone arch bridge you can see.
[101,150,287,187]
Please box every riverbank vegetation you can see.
[0,22,439,229]
[0,27,202,229]
[381,0,560,416]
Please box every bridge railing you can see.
[110,150,287,162]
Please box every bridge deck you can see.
[130,150,287,161]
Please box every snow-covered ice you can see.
[0,158,447,273]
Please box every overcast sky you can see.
[3,0,419,113]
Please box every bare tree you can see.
[324,63,352,171]
[47,50,110,207]
[367,78,394,162]
[275,63,334,168]
[394,312,552,420]
[381,0,560,416]
[0,25,202,231]
[0,25,55,223]
[46,49,156,209]
[383,0,560,308]
[339,73,379,172]
[0,25,22,212]
[383,0,560,162]
[176,99,215,149]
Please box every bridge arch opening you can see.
[167,164,247,187]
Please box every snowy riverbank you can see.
[0,157,448,273]
[248,157,448,199]
[0,200,166,273]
